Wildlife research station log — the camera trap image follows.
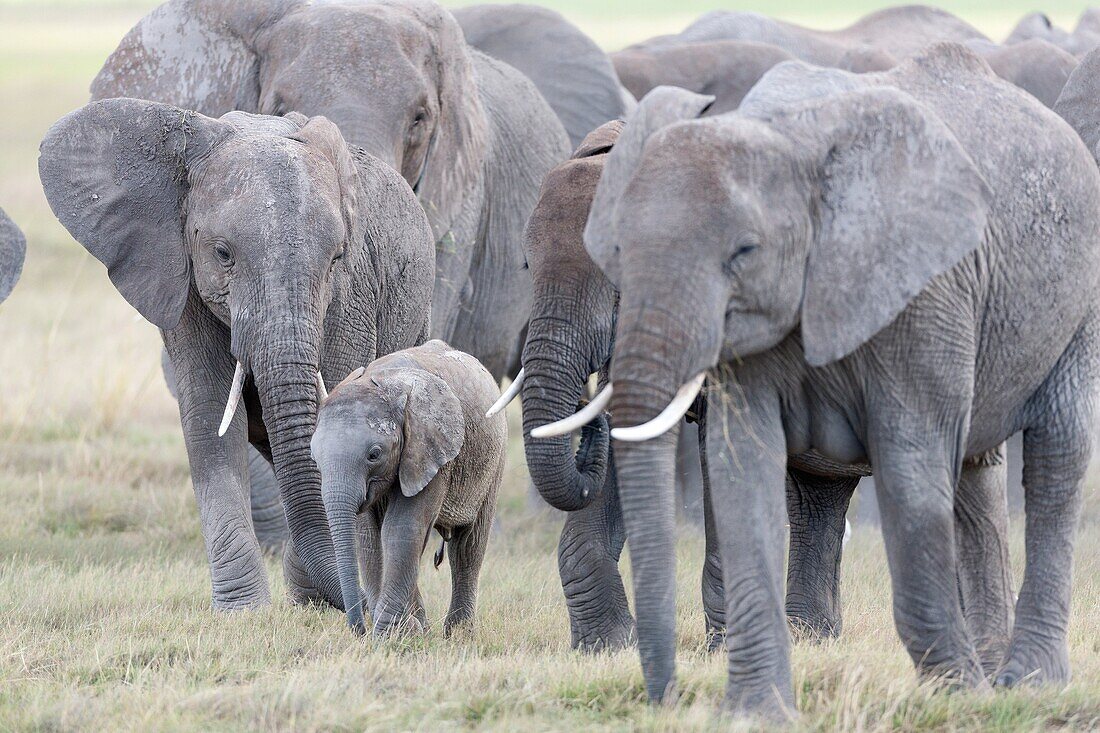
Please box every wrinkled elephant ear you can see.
[0,207,26,304]
[1055,47,1100,163]
[39,98,232,329]
[794,85,990,366]
[91,0,301,114]
[584,86,713,287]
[389,368,464,498]
[452,4,627,148]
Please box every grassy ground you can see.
[1,2,1100,730]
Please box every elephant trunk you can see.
[521,331,608,512]
[244,315,343,610]
[320,467,368,634]
[608,272,721,702]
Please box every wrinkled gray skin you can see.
[312,340,505,637]
[0,207,26,306]
[616,16,1075,112]
[590,43,1100,717]
[1007,9,1100,58]
[1054,46,1100,165]
[40,99,436,611]
[162,351,288,553]
[452,3,629,148]
[89,0,568,608]
[524,121,1013,659]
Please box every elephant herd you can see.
[3,0,1100,720]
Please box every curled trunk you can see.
[521,337,608,512]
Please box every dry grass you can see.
[1,3,1100,731]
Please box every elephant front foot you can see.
[207,522,272,610]
[282,540,326,606]
[571,614,636,653]
[995,639,1070,688]
[785,604,842,642]
[372,610,426,639]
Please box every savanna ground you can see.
[1,0,1100,729]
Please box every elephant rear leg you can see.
[954,445,1014,678]
[558,463,635,652]
[784,468,858,640]
[998,324,1098,688]
[444,497,496,636]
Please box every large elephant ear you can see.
[39,98,231,329]
[0,207,26,304]
[90,0,301,114]
[584,86,713,287]
[793,86,991,366]
[452,4,627,148]
[1055,48,1100,162]
[389,368,464,498]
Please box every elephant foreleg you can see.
[248,450,289,555]
[558,457,635,652]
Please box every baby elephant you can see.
[311,340,506,637]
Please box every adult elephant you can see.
[585,43,1100,717]
[90,0,570,608]
[0,207,25,306]
[452,3,629,148]
[1008,9,1100,58]
[41,100,438,611]
[520,121,1013,657]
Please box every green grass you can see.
[2,2,1100,731]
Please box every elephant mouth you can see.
[610,372,706,442]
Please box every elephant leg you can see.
[163,304,270,610]
[374,493,436,637]
[784,468,857,640]
[998,331,1096,688]
[868,417,985,688]
[356,505,385,619]
[702,379,794,716]
[697,422,724,652]
[954,446,1014,678]
[559,458,635,652]
[444,497,496,635]
[676,422,705,526]
[248,449,289,555]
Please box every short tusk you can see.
[217,361,246,437]
[531,383,613,438]
[610,372,706,442]
[485,368,524,418]
[317,371,328,403]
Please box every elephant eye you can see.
[725,243,757,274]
[211,240,234,267]
[411,109,428,128]
[367,445,383,462]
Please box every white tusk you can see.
[485,368,524,418]
[217,361,246,437]
[531,383,613,438]
[317,371,328,403]
[842,518,852,547]
[610,372,706,442]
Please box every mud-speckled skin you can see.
[312,340,506,637]
[589,44,1100,717]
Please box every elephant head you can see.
[583,53,991,699]
[311,364,463,634]
[92,0,486,244]
[0,207,26,305]
[40,98,433,609]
